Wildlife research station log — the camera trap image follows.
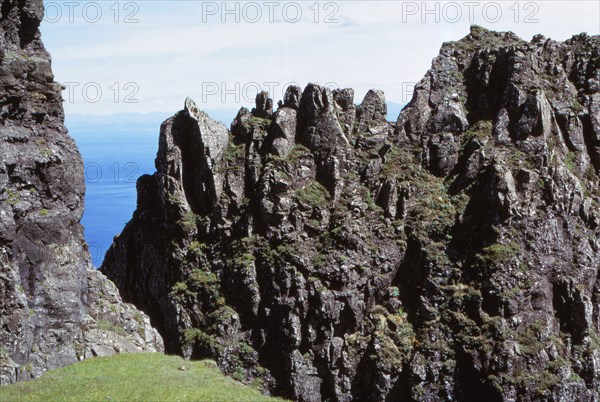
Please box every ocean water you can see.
[67,113,170,266]
[69,105,404,267]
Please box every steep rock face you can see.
[102,27,599,401]
[0,0,163,384]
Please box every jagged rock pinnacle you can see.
[96,27,599,402]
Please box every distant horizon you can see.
[65,101,408,126]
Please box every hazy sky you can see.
[40,1,600,117]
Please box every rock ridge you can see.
[102,26,599,401]
[0,0,163,384]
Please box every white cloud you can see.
[40,0,600,116]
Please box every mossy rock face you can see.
[475,241,520,267]
[246,116,272,131]
[100,28,600,402]
[296,181,330,208]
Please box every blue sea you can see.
[69,104,403,267]
[67,113,170,266]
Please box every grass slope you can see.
[1,353,285,401]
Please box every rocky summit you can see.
[0,0,598,399]
[101,26,600,401]
[0,0,163,384]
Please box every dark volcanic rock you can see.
[0,0,162,384]
[102,26,600,401]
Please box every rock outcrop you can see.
[0,0,163,384]
[102,27,599,401]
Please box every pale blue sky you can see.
[40,1,600,117]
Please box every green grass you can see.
[0,353,285,402]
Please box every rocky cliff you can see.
[0,0,163,384]
[102,26,600,401]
